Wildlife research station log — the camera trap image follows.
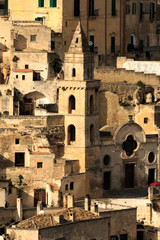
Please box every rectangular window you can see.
[38,0,44,7]
[25,65,29,69]
[132,3,136,14]
[111,36,115,53]
[90,34,94,52]
[120,234,128,240]
[50,0,57,7]
[150,3,155,19]
[103,172,111,190]
[15,153,25,167]
[16,75,18,79]
[15,139,19,144]
[51,40,55,50]
[110,237,118,240]
[74,0,80,17]
[144,118,148,124]
[30,35,37,42]
[65,184,68,190]
[89,0,95,16]
[112,0,116,16]
[22,75,25,80]
[139,3,143,20]
[37,162,43,168]
[70,182,74,190]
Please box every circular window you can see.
[148,152,155,163]
[103,155,110,166]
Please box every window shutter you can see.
[53,0,57,7]
[5,0,8,11]
[112,0,116,16]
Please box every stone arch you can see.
[69,95,76,113]
[21,91,49,115]
[68,125,76,144]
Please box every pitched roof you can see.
[12,69,33,73]
[16,208,100,229]
[68,21,90,54]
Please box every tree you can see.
[50,53,63,74]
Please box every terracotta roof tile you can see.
[12,69,33,73]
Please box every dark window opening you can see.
[72,68,76,77]
[65,184,68,191]
[112,0,116,16]
[150,3,155,19]
[15,139,19,144]
[89,0,95,16]
[103,155,110,166]
[103,172,111,190]
[50,0,57,7]
[120,234,128,240]
[111,36,115,53]
[132,3,136,14]
[148,152,155,163]
[51,41,55,50]
[90,124,95,144]
[35,17,43,22]
[148,168,155,185]
[126,5,130,14]
[69,95,76,113]
[15,153,25,167]
[33,72,41,81]
[38,0,44,7]
[65,21,68,27]
[37,162,43,168]
[76,38,79,43]
[90,95,94,113]
[16,75,18,79]
[110,237,118,240]
[68,125,76,144]
[90,34,94,52]
[125,164,134,188]
[70,182,74,190]
[122,135,137,156]
[64,41,66,46]
[144,117,148,124]
[22,75,25,80]
[139,3,143,20]
[25,65,29,69]
[74,0,80,17]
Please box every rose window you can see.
[122,135,137,156]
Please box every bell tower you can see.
[58,21,101,197]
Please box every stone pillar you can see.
[146,203,152,223]
[17,198,23,221]
[148,186,154,200]
[84,195,91,211]
[37,201,43,215]
[67,194,74,208]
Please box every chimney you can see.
[17,198,23,221]
[63,194,67,208]
[37,201,43,215]
[148,186,154,200]
[54,215,64,224]
[91,201,98,214]
[69,211,75,222]
[67,194,74,208]
[84,195,91,211]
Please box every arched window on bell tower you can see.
[68,125,76,144]
[90,95,94,113]
[72,68,76,77]
[90,124,95,144]
[69,95,76,113]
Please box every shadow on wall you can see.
[14,35,27,51]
